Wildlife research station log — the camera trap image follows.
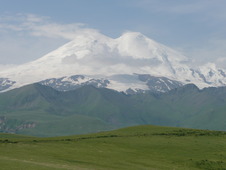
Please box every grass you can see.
[0,125,226,169]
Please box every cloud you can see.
[216,58,226,69]
[0,13,99,40]
[179,37,226,69]
[0,13,102,65]
[28,23,93,39]
[0,64,16,72]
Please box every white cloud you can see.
[0,64,17,71]
[25,14,47,23]
[216,58,226,69]
[178,38,226,69]
[0,13,101,65]
[0,13,99,40]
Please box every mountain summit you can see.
[0,31,226,93]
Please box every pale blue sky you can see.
[0,0,226,68]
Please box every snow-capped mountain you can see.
[0,31,226,93]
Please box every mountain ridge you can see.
[0,83,226,136]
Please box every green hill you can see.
[0,125,226,169]
[0,83,226,136]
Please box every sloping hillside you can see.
[0,125,226,169]
[0,83,226,136]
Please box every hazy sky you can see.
[0,0,226,68]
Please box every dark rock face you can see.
[0,116,36,133]
[0,74,185,94]
[138,74,183,93]
[39,74,184,94]
[39,75,110,91]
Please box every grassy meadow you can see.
[0,125,226,169]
